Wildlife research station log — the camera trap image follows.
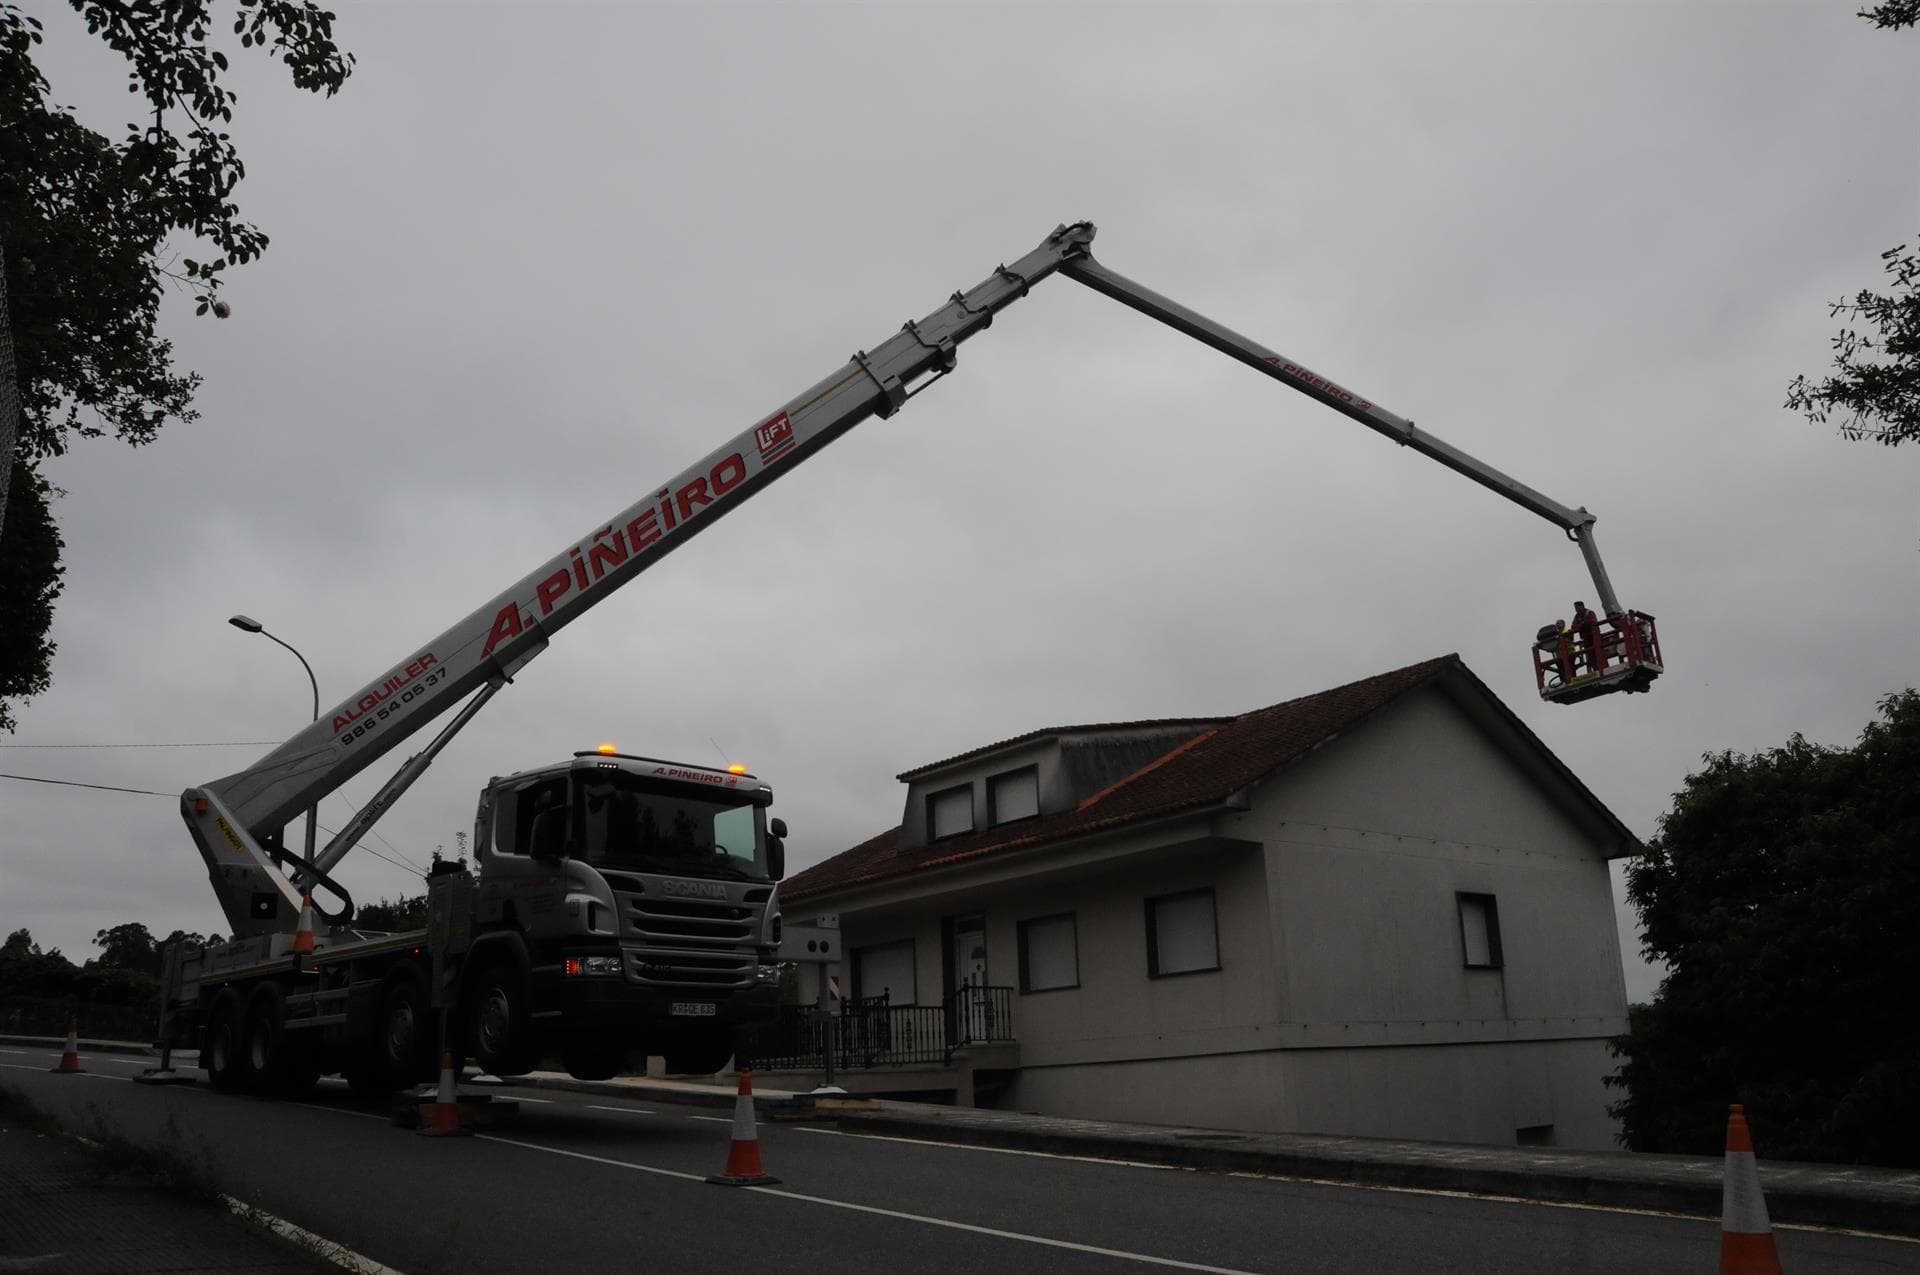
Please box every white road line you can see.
[223,1196,403,1275]
[474,1133,1259,1272]
[685,1114,732,1123]
[587,1105,655,1116]
[507,1095,554,1104]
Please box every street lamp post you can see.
[229,614,320,877]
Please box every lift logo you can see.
[755,411,795,464]
[1265,356,1373,412]
[481,452,750,659]
[213,816,247,855]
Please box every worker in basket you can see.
[1535,618,1573,687]
[1569,600,1603,676]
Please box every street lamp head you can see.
[228,615,264,633]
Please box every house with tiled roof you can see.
[772,654,1638,1150]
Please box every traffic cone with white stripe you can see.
[1720,1104,1783,1275]
[50,1016,83,1074]
[706,1067,779,1186]
[418,1050,471,1137]
[290,892,316,956]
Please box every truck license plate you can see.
[670,1002,717,1017]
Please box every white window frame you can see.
[853,939,918,1006]
[928,784,973,840]
[1017,913,1079,993]
[988,766,1040,826]
[1146,888,1220,978]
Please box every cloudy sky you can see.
[4,2,1915,1004]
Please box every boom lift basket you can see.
[1534,610,1663,704]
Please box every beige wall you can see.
[806,680,1630,1149]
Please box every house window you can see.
[1017,913,1078,992]
[853,939,917,1006]
[989,767,1040,826]
[928,785,973,840]
[1146,888,1219,977]
[1457,892,1503,968]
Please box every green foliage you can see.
[1609,691,1920,1166]
[0,2,351,724]
[90,921,156,974]
[0,932,79,996]
[1859,2,1918,32]
[1786,240,1920,446]
[0,458,63,731]
[1,1,352,459]
[356,894,428,931]
[1784,9,1919,444]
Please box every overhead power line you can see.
[0,740,279,749]
[0,772,174,796]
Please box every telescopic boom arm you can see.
[185,220,1645,935]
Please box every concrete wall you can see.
[1002,1037,1619,1149]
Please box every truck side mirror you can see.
[770,817,788,839]
[529,808,565,860]
[767,834,786,881]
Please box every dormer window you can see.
[989,767,1039,826]
[928,784,973,840]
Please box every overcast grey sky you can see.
[4,2,1915,1003]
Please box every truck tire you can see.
[466,960,535,1077]
[243,982,321,1098]
[243,982,291,1094]
[378,971,436,1089]
[202,989,250,1092]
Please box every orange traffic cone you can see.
[706,1068,779,1186]
[50,1016,83,1074]
[291,892,316,955]
[1720,1104,1783,1275]
[418,1050,470,1137]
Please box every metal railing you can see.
[747,984,1014,1071]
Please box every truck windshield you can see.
[574,772,768,881]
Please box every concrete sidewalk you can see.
[500,1068,1920,1239]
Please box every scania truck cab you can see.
[468,750,785,1079]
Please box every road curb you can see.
[825,1109,1920,1239]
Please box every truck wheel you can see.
[466,961,535,1077]
[202,990,250,1092]
[244,982,291,1095]
[378,972,436,1088]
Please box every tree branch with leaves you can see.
[1784,4,1919,445]
[0,0,351,729]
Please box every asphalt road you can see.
[2,1048,1910,1275]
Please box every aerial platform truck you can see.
[166,220,1662,1098]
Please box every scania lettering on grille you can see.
[661,880,726,899]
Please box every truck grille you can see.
[631,897,757,944]
[623,894,757,990]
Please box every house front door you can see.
[952,914,988,1042]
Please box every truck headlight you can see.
[566,955,622,977]
[755,963,780,983]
